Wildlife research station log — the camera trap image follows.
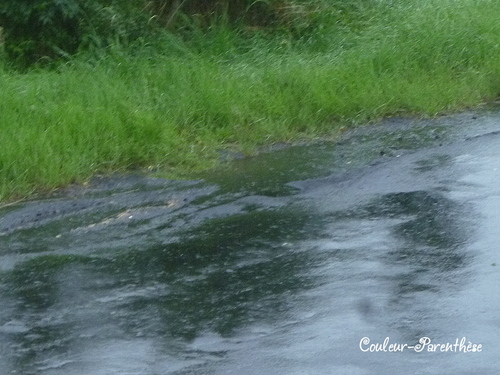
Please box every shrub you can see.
[0,0,81,67]
[0,0,154,69]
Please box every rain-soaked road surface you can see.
[1,110,500,374]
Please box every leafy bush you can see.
[0,0,81,67]
[0,0,154,68]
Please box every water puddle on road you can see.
[1,110,500,374]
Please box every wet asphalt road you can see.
[0,110,499,374]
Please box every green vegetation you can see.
[1,0,500,201]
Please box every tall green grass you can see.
[2,0,500,201]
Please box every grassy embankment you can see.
[1,0,500,202]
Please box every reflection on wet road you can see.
[1,111,500,374]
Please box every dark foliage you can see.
[0,0,153,68]
[0,0,81,67]
[0,0,376,68]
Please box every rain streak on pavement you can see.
[0,110,500,374]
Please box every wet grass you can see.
[2,0,500,201]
